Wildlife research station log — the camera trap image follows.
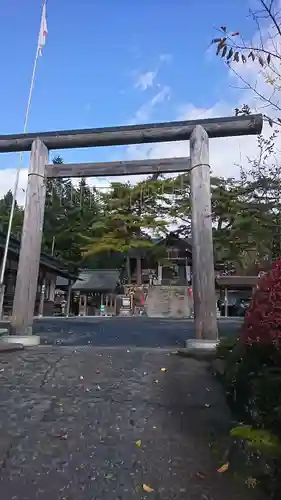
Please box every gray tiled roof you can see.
[0,229,77,280]
[56,277,69,287]
[72,269,120,292]
[216,275,259,288]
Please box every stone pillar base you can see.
[1,334,40,347]
[185,338,218,352]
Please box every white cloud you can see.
[0,167,28,205]
[134,70,158,91]
[159,53,172,63]
[221,2,281,120]
[125,9,281,179]
[125,100,263,179]
[131,86,170,124]
[1,11,280,204]
[0,99,264,204]
[133,53,172,91]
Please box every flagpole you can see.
[0,1,47,318]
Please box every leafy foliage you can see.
[230,425,281,456]
[0,190,24,234]
[0,141,281,274]
[242,259,281,345]
[211,28,270,67]
[209,0,281,124]
[80,178,170,258]
[215,335,238,359]
[216,337,281,497]
[216,258,281,498]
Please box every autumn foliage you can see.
[242,259,281,345]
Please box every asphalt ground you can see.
[32,316,243,348]
[0,344,262,500]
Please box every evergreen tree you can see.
[0,190,23,235]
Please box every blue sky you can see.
[0,0,257,179]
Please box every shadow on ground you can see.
[33,317,244,348]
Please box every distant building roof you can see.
[155,233,192,255]
[127,232,193,258]
[215,275,259,289]
[56,276,70,288]
[0,229,77,280]
[72,269,120,292]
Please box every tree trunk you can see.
[126,257,131,284]
[136,257,142,285]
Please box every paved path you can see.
[0,345,261,500]
[33,317,243,347]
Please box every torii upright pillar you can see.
[11,139,48,337]
[190,125,218,340]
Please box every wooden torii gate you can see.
[0,114,263,339]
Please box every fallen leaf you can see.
[142,484,154,493]
[54,433,68,440]
[245,477,257,488]
[136,439,142,447]
[161,368,168,372]
[217,462,229,473]
[104,473,114,480]
[196,471,206,479]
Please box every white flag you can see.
[38,3,48,56]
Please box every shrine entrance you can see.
[0,114,262,339]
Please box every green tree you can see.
[211,146,281,274]
[170,169,276,274]
[81,179,169,255]
[43,157,102,265]
[43,156,76,259]
[79,177,171,282]
[167,173,191,237]
[208,1,281,266]
[0,190,23,234]
[238,133,281,265]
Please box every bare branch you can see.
[228,63,281,114]
[210,0,281,122]
[260,0,281,37]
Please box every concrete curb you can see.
[1,335,40,347]
[176,339,219,360]
[0,342,24,352]
[177,348,217,361]
[33,316,112,320]
[185,339,219,351]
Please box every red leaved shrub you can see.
[242,259,281,345]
